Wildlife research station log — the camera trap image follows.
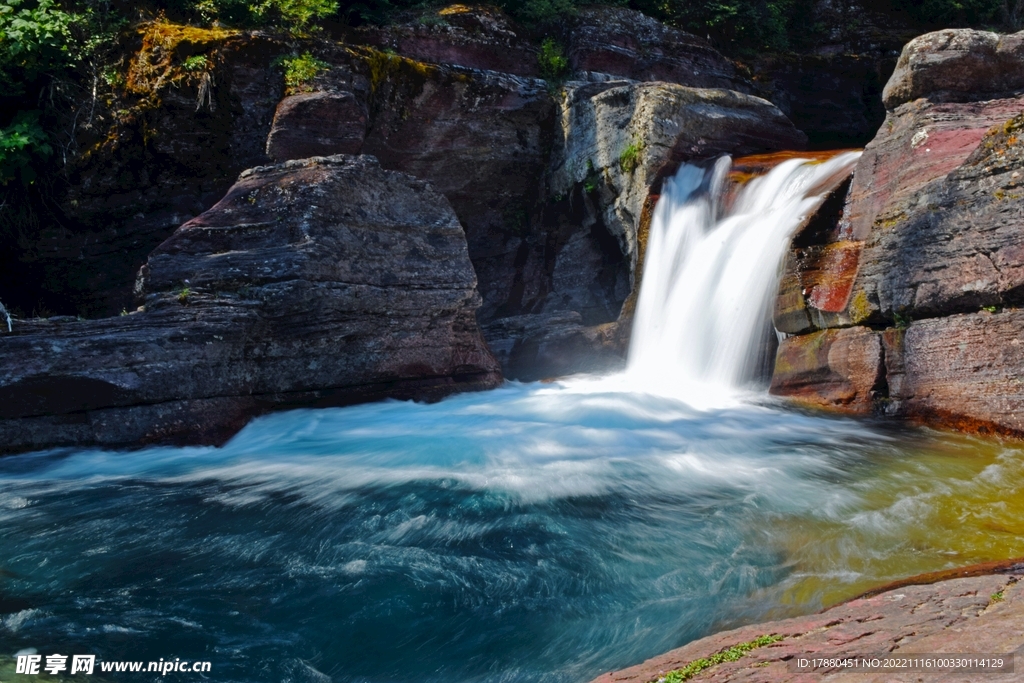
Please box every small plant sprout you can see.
[177,280,192,304]
[991,590,1005,603]
[277,52,330,93]
[619,140,644,173]
[537,38,569,81]
[182,54,210,72]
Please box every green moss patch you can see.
[653,634,783,683]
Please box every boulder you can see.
[1,23,288,319]
[778,102,1024,332]
[263,47,556,325]
[883,311,1024,437]
[566,7,750,92]
[883,29,1024,109]
[769,327,884,413]
[770,27,1024,436]
[852,111,1024,321]
[0,156,500,454]
[548,82,808,282]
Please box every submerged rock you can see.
[0,156,500,454]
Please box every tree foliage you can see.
[0,111,51,185]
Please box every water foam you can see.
[627,152,862,403]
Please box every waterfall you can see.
[625,152,862,403]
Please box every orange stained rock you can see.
[729,148,862,184]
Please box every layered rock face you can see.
[263,45,556,328]
[263,6,803,380]
[771,29,1024,436]
[565,7,750,92]
[349,4,540,77]
[0,156,500,454]
[2,4,811,397]
[484,81,806,380]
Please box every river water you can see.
[2,156,1023,682]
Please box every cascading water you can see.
[627,152,862,401]
[3,152,1023,683]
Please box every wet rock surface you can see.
[771,28,1024,434]
[591,565,1024,683]
[482,81,806,379]
[883,311,1024,437]
[0,156,500,454]
[770,327,884,412]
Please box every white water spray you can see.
[625,152,861,403]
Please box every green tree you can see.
[0,110,51,185]
[0,0,80,93]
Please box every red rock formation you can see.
[566,7,749,92]
[262,46,556,326]
[349,5,540,77]
[770,327,884,412]
[771,29,1024,434]
[265,91,367,160]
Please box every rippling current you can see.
[3,379,1024,682]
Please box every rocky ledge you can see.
[770,28,1024,437]
[591,559,1024,683]
[0,156,500,454]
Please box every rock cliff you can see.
[0,156,500,453]
[770,28,1024,437]
[483,80,805,379]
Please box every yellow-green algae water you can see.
[762,431,1024,611]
